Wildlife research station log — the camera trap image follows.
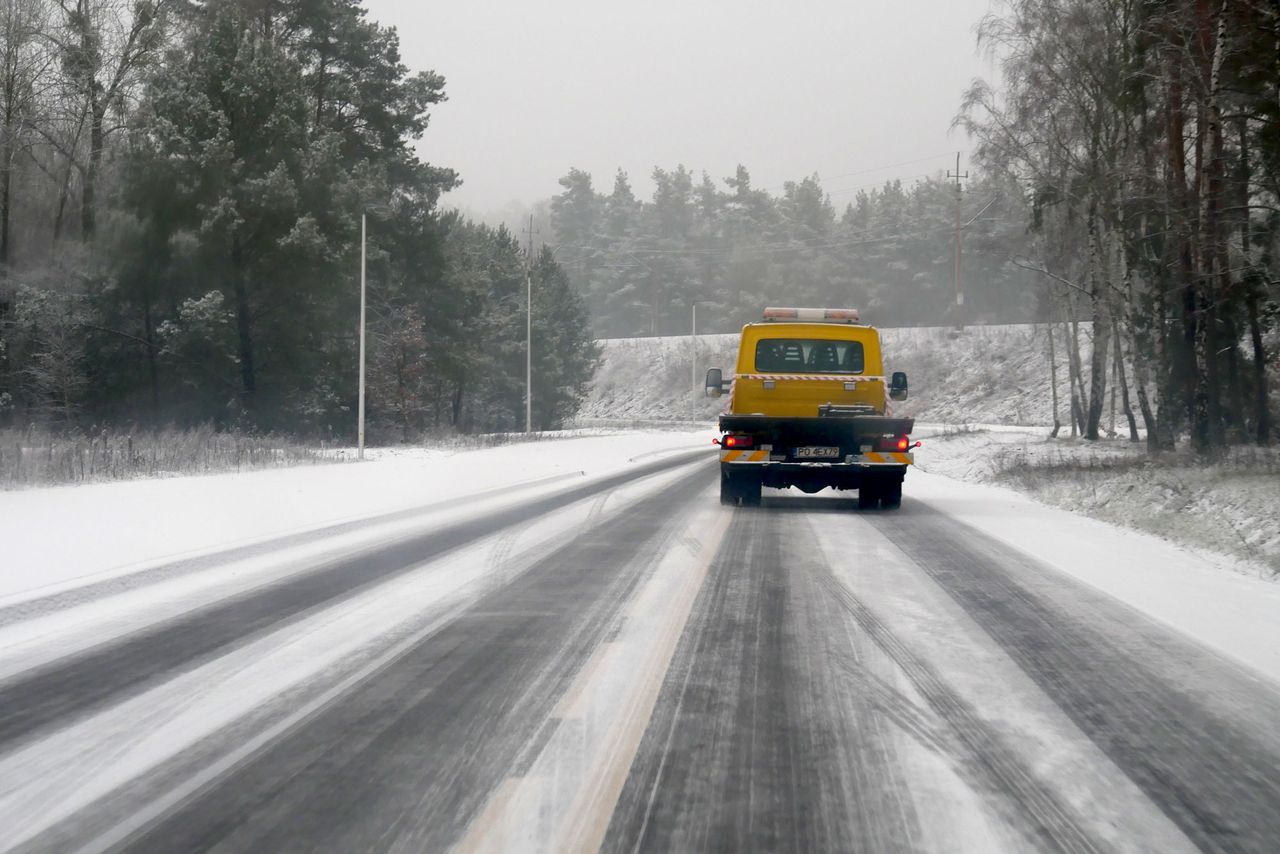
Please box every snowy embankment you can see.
[0,429,713,604]
[581,324,1063,426]
[914,426,1280,579]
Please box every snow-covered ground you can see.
[895,466,1280,683]
[4,426,1279,849]
[913,426,1280,579]
[0,429,714,604]
[4,427,1276,682]
[582,327,1279,581]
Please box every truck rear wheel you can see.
[719,473,738,505]
[720,469,762,507]
[880,480,903,510]
[857,485,879,511]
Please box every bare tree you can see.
[47,0,171,240]
[0,0,53,264]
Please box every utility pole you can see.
[523,214,537,433]
[691,303,698,394]
[358,212,367,460]
[947,152,968,331]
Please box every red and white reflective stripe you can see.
[721,449,770,463]
[864,452,914,465]
[762,307,860,322]
[736,374,885,383]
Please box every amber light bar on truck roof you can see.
[762,307,861,323]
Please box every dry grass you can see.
[0,425,347,489]
[994,443,1280,482]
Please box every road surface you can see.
[1,450,1278,853]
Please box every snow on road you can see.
[0,428,715,604]
[4,425,1276,690]
[0,442,714,849]
[902,468,1280,685]
[2,427,1278,851]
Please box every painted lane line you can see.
[453,484,731,853]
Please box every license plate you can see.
[795,446,840,459]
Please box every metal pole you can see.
[691,303,698,394]
[525,269,533,433]
[954,154,962,324]
[358,213,367,460]
[947,152,968,331]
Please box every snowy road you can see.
[2,433,1279,852]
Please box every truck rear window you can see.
[754,339,865,374]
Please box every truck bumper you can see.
[720,450,913,466]
[719,451,911,493]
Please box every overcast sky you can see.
[362,0,998,217]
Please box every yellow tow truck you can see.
[706,307,915,509]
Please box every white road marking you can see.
[454,484,731,853]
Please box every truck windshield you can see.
[754,338,864,374]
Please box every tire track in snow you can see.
[605,507,924,852]
[0,450,710,752]
[812,568,1101,854]
[876,503,1280,853]
[0,471,587,627]
[93,463,717,853]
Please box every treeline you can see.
[0,0,597,438]
[959,0,1278,451]
[548,164,1042,339]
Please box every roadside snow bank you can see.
[914,428,1280,579]
[906,468,1280,684]
[0,429,715,602]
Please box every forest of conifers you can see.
[1,0,1276,452]
[549,0,1278,452]
[0,0,598,437]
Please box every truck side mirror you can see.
[705,368,724,398]
[889,371,908,401]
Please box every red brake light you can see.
[723,435,754,448]
[896,437,910,452]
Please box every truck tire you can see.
[881,480,902,510]
[858,483,879,510]
[720,473,739,505]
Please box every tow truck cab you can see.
[706,307,914,509]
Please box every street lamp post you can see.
[691,303,699,395]
[358,212,367,460]
[691,302,712,395]
[526,266,532,433]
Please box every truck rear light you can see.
[723,435,754,448]
[876,436,911,452]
